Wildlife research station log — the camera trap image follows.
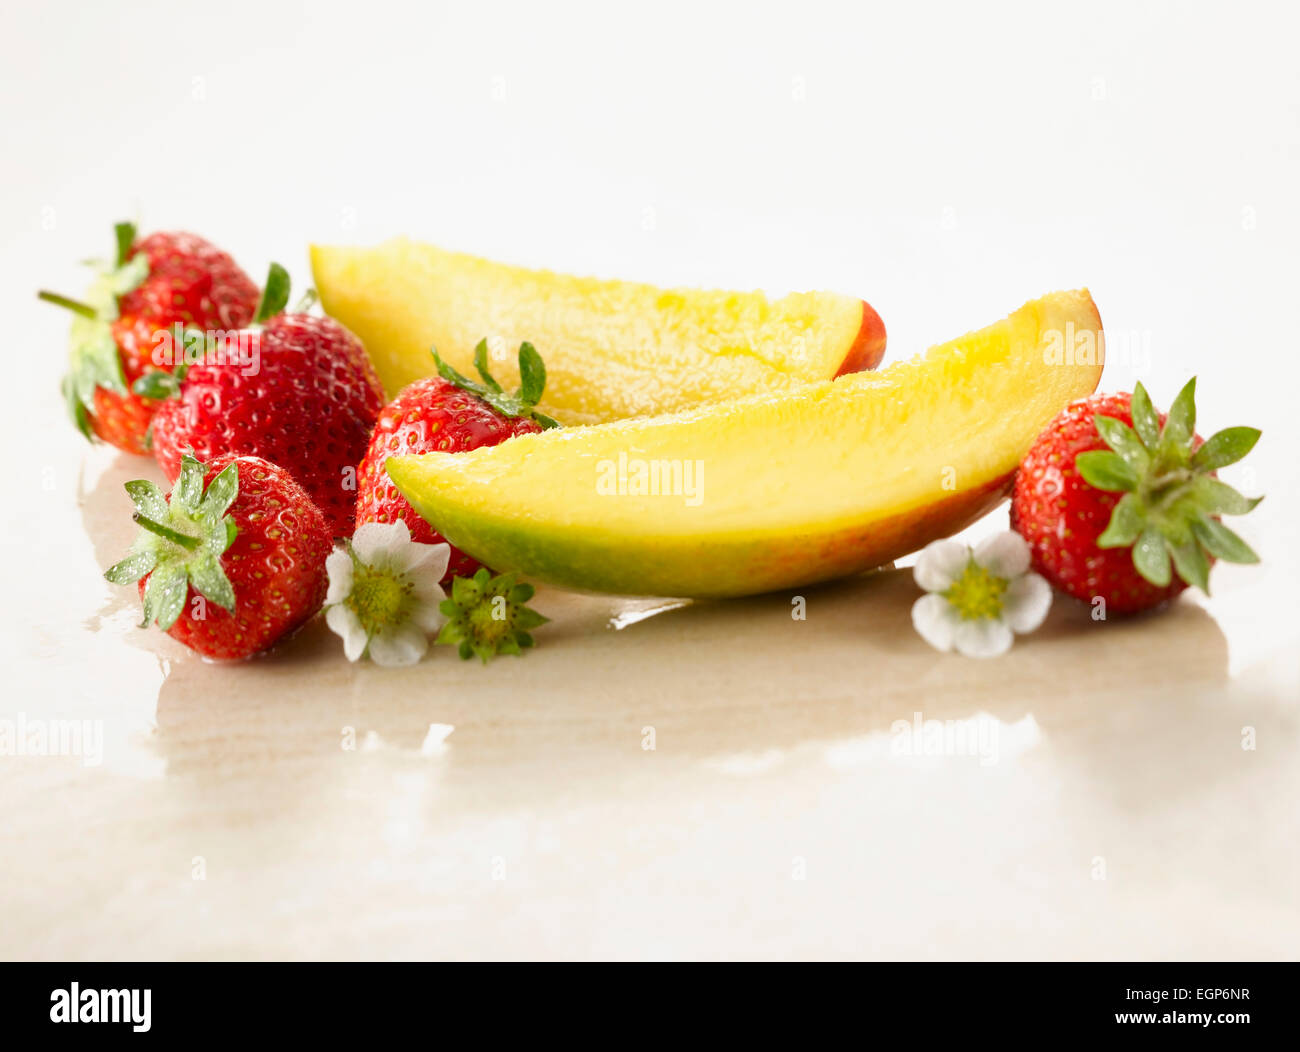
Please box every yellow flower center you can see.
[348,564,410,633]
[944,561,1008,621]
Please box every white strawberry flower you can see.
[324,520,450,667]
[910,531,1052,658]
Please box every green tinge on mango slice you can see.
[388,290,1104,598]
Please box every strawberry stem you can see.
[38,290,99,320]
[132,512,200,550]
[114,221,136,268]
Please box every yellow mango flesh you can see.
[387,290,1104,598]
[310,237,873,425]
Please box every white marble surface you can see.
[0,447,1296,959]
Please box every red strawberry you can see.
[104,453,332,659]
[39,222,259,453]
[148,264,385,536]
[356,341,555,583]
[1011,379,1262,615]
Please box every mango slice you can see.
[387,290,1104,598]
[310,237,885,425]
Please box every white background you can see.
[1,0,1298,960]
[6,0,1297,661]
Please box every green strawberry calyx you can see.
[1076,377,1262,594]
[436,567,549,662]
[253,261,292,323]
[104,453,240,631]
[39,221,150,440]
[431,340,561,429]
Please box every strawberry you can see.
[104,453,333,659]
[1011,379,1262,615]
[355,341,556,583]
[39,222,259,453]
[146,265,385,536]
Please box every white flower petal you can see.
[953,618,1014,659]
[911,593,960,652]
[1003,572,1052,634]
[407,557,447,598]
[351,519,410,567]
[410,601,446,632]
[406,559,448,631]
[397,543,434,573]
[973,530,1031,579]
[424,542,451,583]
[324,549,354,605]
[325,603,368,662]
[394,538,452,579]
[914,539,970,592]
[368,623,429,667]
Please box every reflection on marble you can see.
[0,445,1295,960]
